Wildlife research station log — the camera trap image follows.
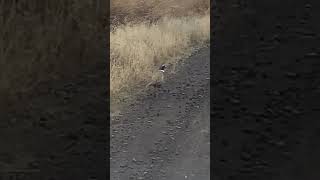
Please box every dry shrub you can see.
[110,0,210,104]
[111,0,210,27]
[0,0,106,104]
[110,14,210,103]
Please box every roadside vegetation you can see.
[111,0,210,104]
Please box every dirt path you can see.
[213,0,320,179]
[111,47,210,180]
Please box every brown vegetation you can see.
[111,0,209,27]
[110,0,210,104]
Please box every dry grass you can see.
[110,13,210,103]
[0,0,106,104]
[111,0,209,27]
[110,0,210,105]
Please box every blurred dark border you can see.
[0,1,109,179]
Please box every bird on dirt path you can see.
[159,64,167,72]
[159,64,168,81]
[145,64,168,88]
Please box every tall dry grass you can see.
[111,0,209,27]
[110,14,210,103]
[0,0,106,105]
